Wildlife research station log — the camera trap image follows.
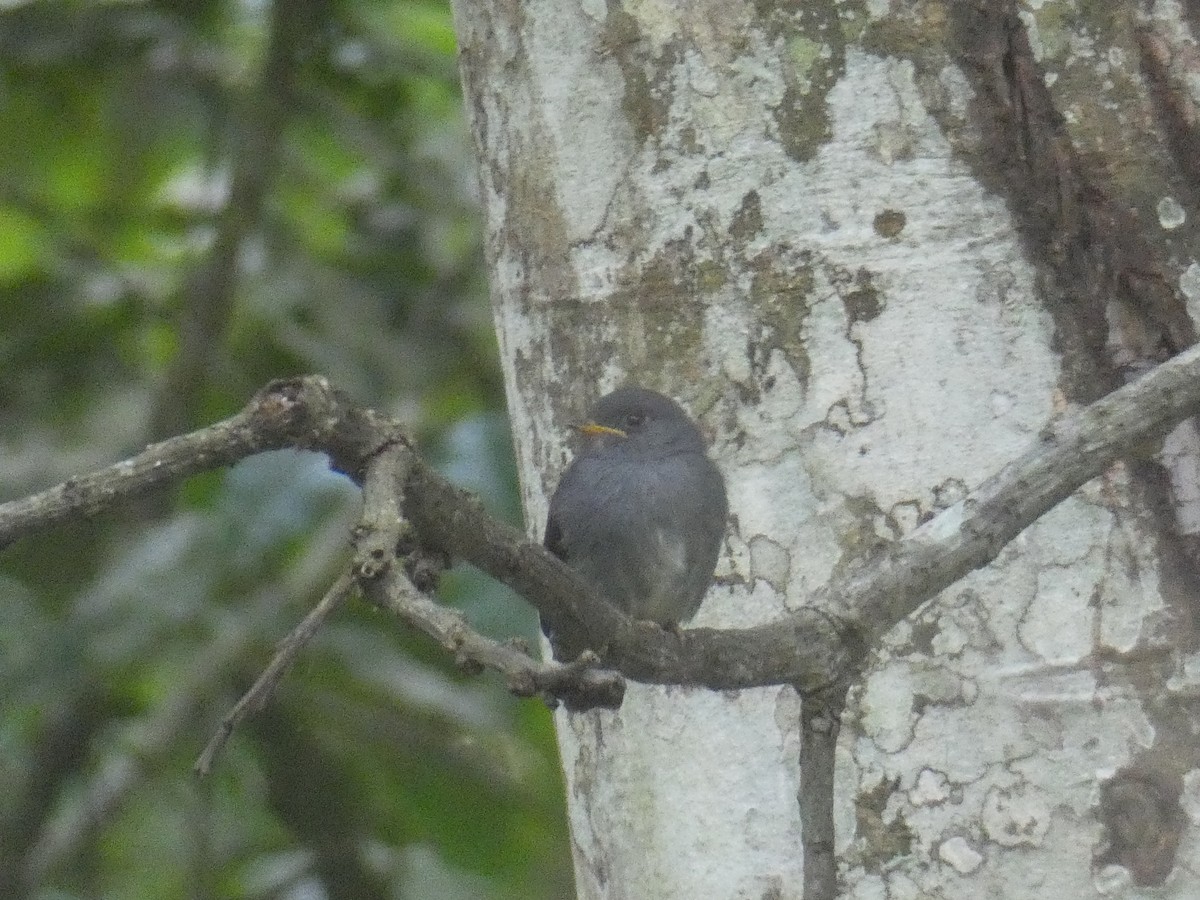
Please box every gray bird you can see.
[544,387,727,630]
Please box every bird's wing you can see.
[544,511,567,559]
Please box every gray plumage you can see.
[544,387,727,627]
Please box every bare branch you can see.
[352,439,624,708]
[0,412,259,549]
[8,342,1200,699]
[799,686,847,900]
[844,341,1200,647]
[407,343,1200,687]
[194,572,355,777]
[193,430,621,777]
[353,441,413,580]
[362,566,624,710]
[0,378,346,549]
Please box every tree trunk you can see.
[451,1,1200,896]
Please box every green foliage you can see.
[0,1,571,897]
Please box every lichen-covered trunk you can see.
[451,1,1200,896]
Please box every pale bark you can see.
[452,1,1200,897]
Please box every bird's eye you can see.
[625,412,646,430]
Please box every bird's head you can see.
[573,387,706,458]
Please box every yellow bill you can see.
[576,422,627,438]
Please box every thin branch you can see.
[799,685,848,900]
[844,341,1200,647]
[0,378,342,549]
[382,340,1200,686]
[0,414,257,548]
[362,566,624,709]
[8,342,1200,696]
[11,519,350,887]
[193,572,355,777]
[353,441,412,580]
[193,433,620,776]
[351,438,624,708]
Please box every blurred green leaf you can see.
[0,207,47,281]
[0,1,566,897]
[361,0,459,58]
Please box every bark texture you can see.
[451,1,1200,896]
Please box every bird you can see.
[544,387,727,631]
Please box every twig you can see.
[353,441,412,579]
[193,572,355,777]
[10,525,350,889]
[350,438,623,708]
[191,433,618,780]
[845,342,1200,647]
[361,566,624,709]
[0,378,344,549]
